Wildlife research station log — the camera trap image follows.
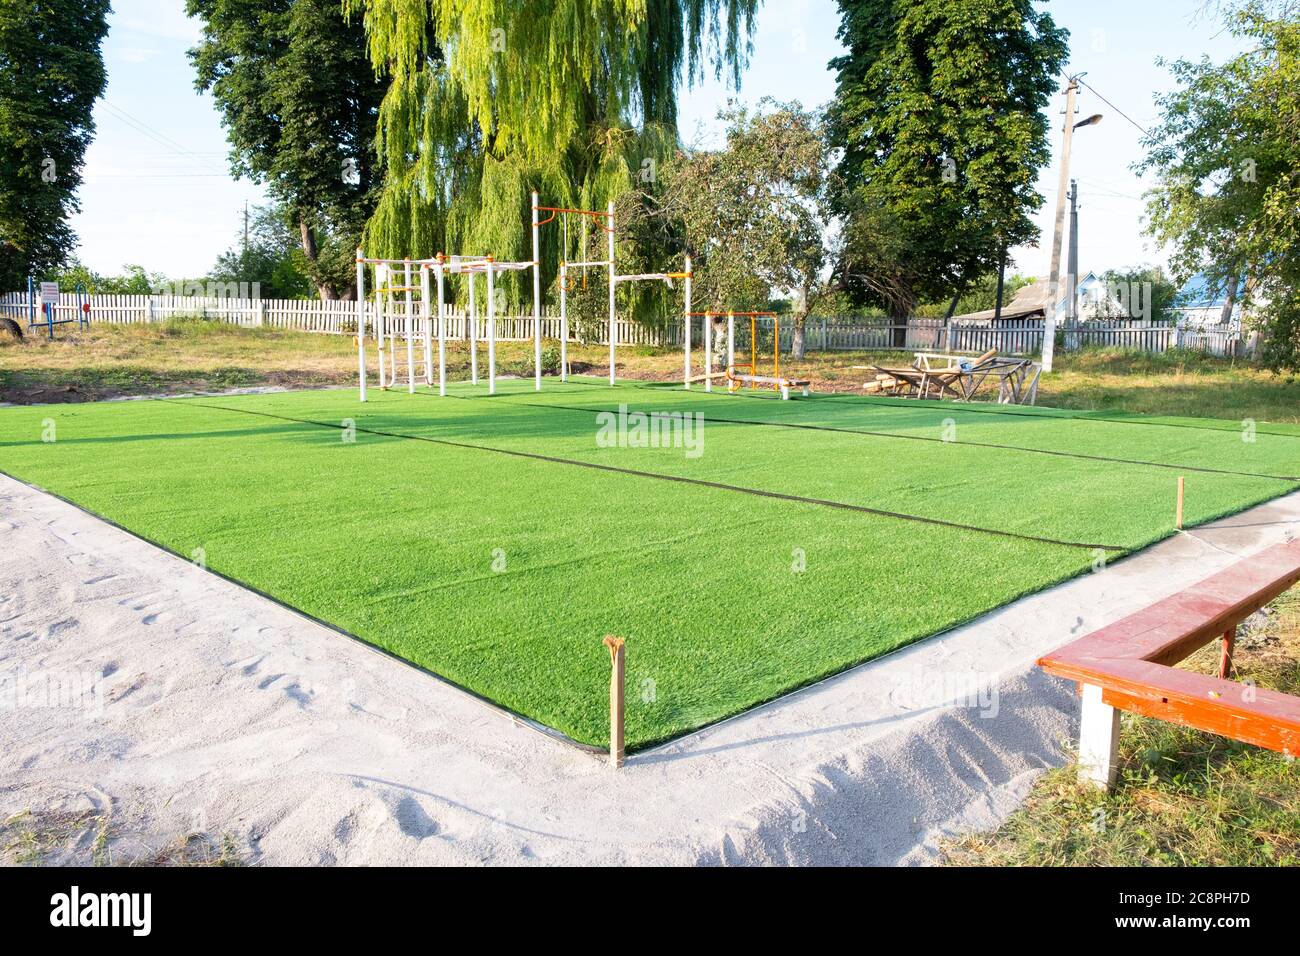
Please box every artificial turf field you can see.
[3,376,1299,750]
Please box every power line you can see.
[84,173,230,179]
[99,100,232,178]
[1076,78,1150,137]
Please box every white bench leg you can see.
[780,385,790,401]
[1078,683,1120,790]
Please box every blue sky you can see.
[72,0,1243,282]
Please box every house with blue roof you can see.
[1173,273,1243,329]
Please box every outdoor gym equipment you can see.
[533,198,692,387]
[355,192,695,401]
[687,311,810,400]
[26,278,90,340]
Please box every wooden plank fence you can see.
[0,291,1250,358]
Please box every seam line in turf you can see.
[424,390,1300,483]
[686,379,1300,439]
[560,374,1300,440]
[163,397,1126,553]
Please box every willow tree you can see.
[350,0,759,305]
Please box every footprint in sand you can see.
[392,796,439,839]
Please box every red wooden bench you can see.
[1038,539,1300,789]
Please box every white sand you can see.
[3,472,1297,865]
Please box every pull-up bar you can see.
[686,311,778,317]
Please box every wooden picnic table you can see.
[855,349,1041,405]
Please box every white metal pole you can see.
[468,270,479,385]
[376,264,386,389]
[704,311,713,393]
[560,263,569,382]
[607,199,616,387]
[727,313,735,368]
[404,260,416,394]
[421,264,434,386]
[683,255,693,389]
[487,261,497,395]
[436,259,447,396]
[356,250,367,402]
[532,191,543,391]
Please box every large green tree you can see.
[0,0,110,291]
[1141,4,1300,370]
[188,0,388,299]
[827,0,1067,341]
[209,203,317,300]
[351,0,759,307]
[624,102,833,358]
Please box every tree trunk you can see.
[298,218,339,301]
[299,217,318,261]
[1219,273,1239,326]
[791,286,809,360]
[888,299,910,349]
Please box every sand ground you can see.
[2,471,1297,865]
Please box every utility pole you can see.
[243,201,249,255]
[1041,78,1078,373]
[1067,179,1079,327]
[1041,78,1102,372]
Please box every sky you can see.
[71,0,1245,282]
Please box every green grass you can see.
[2,377,1298,749]
[943,590,1300,866]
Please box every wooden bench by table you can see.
[727,372,811,400]
[1038,540,1300,789]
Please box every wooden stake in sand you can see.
[603,635,626,769]
[1176,476,1185,530]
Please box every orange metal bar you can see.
[686,311,778,318]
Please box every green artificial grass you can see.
[2,379,1297,749]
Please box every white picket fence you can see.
[1,291,1250,358]
[0,291,672,345]
[778,317,1246,357]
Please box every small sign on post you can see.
[39,282,59,307]
[603,635,626,769]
